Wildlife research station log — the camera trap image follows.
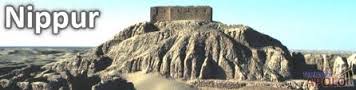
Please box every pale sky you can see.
[0,0,355,50]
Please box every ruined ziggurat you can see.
[150,6,212,22]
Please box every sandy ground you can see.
[124,71,197,90]
[124,71,293,90]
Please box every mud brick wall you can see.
[150,6,212,22]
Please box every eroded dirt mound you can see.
[1,21,294,90]
[98,21,292,81]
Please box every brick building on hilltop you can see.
[150,6,212,22]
